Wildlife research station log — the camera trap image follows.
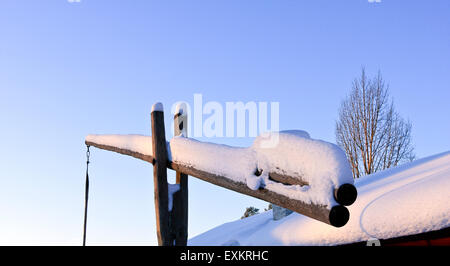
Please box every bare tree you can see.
[336,68,414,178]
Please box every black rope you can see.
[83,145,90,246]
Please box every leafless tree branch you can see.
[336,68,415,178]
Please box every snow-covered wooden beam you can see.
[168,162,350,227]
[85,102,358,233]
[83,141,156,164]
[85,136,356,227]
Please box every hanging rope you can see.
[83,145,90,246]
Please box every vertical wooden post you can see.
[171,103,189,246]
[151,102,170,246]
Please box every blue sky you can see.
[0,0,449,245]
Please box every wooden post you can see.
[170,103,189,246]
[151,103,170,246]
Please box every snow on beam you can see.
[168,162,350,227]
[85,135,353,227]
[85,135,155,164]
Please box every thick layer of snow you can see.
[188,151,450,246]
[253,131,352,206]
[170,131,352,207]
[170,137,257,186]
[86,131,353,209]
[86,134,153,156]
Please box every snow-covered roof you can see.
[188,151,450,246]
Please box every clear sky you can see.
[0,0,449,245]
